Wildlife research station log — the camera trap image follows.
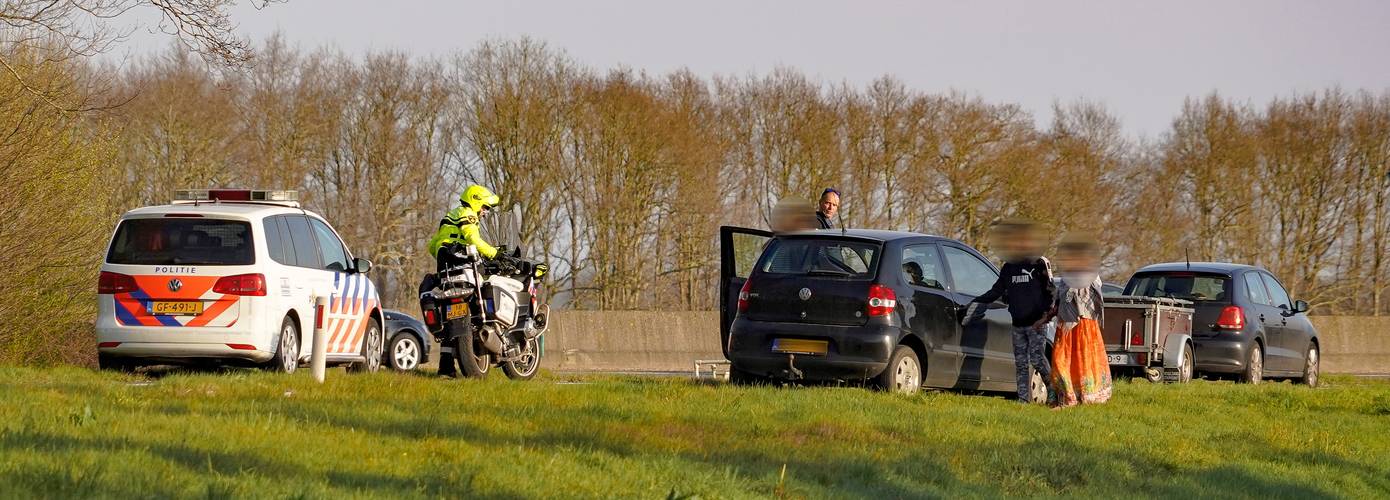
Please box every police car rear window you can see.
[106,218,254,266]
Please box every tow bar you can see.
[777,354,804,381]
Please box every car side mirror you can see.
[354,257,372,274]
[1293,300,1309,314]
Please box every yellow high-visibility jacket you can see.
[427,206,498,259]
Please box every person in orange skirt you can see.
[1034,235,1111,407]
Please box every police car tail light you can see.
[98,271,137,294]
[866,284,897,317]
[213,273,266,296]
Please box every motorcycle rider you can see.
[429,184,502,261]
[426,184,501,377]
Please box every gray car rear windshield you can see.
[107,218,254,265]
[1126,272,1231,303]
[756,238,880,280]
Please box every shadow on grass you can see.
[0,429,533,499]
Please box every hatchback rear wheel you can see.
[876,345,921,394]
[1240,343,1263,385]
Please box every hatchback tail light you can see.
[1216,305,1245,331]
[867,284,897,317]
[213,273,267,296]
[737,280,753,312]
[97,271,137,294]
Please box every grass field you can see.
[2,367,1388,499]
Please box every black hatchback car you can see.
[720,227,1041,397]
[1123,262,1320,386]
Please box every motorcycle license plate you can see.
[446,303,468,320]
[150,301,203,316]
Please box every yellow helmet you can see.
[460,185,499,213]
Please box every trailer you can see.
[1101,296,1195,383]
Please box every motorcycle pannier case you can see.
[484,276,525,328]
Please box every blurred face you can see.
[819,192,840,218]
[1057,247,1099,273]
[993,225,1042,261]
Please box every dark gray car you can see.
[382,309,431,371]
[720,227,1041,398]
[1123,263,1319,386]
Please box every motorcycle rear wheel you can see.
[502,336,541,380]
[453,326,490,379]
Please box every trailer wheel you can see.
[1143,367,1163,383]
[1163,343,1193,383]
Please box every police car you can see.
[96,189,385,373]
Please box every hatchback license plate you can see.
[150,301,203,316]
[446,303,468,320]
[1107,354,1132,365]
[772,338,828,356]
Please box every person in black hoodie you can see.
[962,219,1056,402]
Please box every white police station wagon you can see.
[96,189,384,373]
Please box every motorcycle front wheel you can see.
[502,336,541,380]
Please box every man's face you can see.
[819,192,840,218]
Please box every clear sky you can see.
[118,0,1390,138]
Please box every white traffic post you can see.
[312,295,328,383]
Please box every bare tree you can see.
[0,0,278,109]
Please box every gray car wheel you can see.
[1240,343,1263,385]
[1298,343,1319,388]
[386,332,421,371]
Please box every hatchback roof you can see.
[779,228,944,242]
[1135,261,1264,275]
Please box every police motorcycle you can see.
[419,207,548,380]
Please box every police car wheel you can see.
[266,316,299,374]
[349,319,384,373]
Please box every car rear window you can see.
[756,238,880,280]
[1125,272,1230,303]
[106,218,254,265]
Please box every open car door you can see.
[719,226,773,359]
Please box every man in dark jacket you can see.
[815,188,840,229]
[962,219,1056,402]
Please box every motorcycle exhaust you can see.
[524,304,551,339]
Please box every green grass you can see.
[1,367,1387,499]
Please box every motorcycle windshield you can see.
[481,203,523,256]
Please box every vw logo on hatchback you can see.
[798,288,812,301]
[167,278,182,292]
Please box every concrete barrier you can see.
[1309,316,1390,375]
[541,311,1390,375]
